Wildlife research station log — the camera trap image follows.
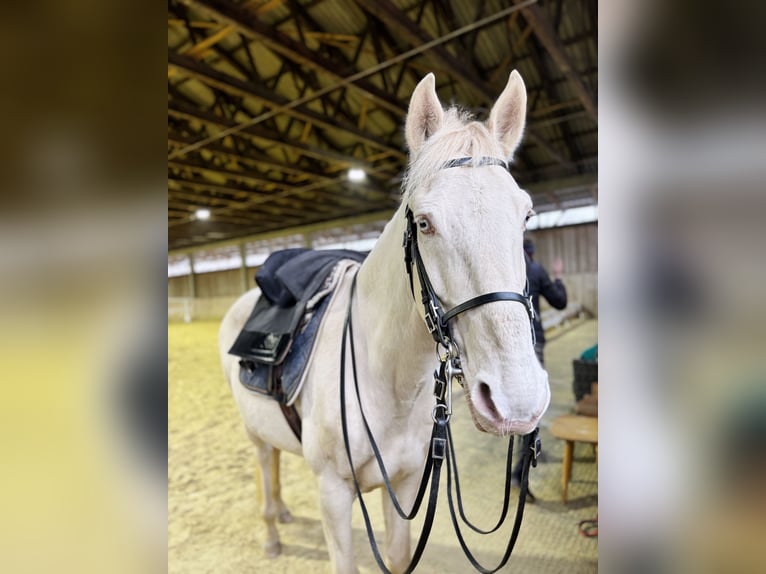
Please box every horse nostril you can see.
[478,382,500,419]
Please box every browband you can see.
[441,156,509,170]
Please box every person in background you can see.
[524,238,567,367]
[512,238,568,499]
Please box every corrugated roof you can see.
[168,0,597,250]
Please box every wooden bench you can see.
[550,414,598,502]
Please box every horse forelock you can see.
[402,107,508,200]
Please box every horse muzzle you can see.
[466,379,550,437]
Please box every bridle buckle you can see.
[425,313,437,334]
[433,371,446,400]
[529,428,542,468]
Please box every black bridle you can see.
[403,202,536,350]
[340,157,542,573]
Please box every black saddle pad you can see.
[229,249,366,405]
[237,288,333,404]
[229,248,366,364]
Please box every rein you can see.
[340,156,541,573]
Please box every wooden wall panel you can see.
[195,269,245,298]
[527,223,597,274]
[169,267,260,300]
[169,223,598,317]
[526,223,598,315]
[169,276,191,297]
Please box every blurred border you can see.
[0,1,168,573]
[2,0,765,572]
[600,1,766,573]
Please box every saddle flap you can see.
[236,331,292,365]
[228,293,302,364]
[231,254,363,406]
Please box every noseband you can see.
[403,156,536,352]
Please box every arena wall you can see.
[527,223,598,315]
[168,222,598,321]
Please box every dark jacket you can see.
[526,254,567,344]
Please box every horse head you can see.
[403,71,550,437]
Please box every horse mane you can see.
[402,106,508,199]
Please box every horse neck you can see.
[354,207,434,407]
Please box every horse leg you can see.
[318,473,358,574]
[381,475,419,574]
[252,438,283,558]
[269,448,294,523]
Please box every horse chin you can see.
[462,387,541,437]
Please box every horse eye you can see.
[525,210,536,222]
[416,216,434,235]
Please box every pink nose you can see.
[475,381,547,435]
[478,382,501,419]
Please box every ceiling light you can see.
[348,168,366,182]
[195,208,211,220]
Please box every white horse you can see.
[218,70,549,574]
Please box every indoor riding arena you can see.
[168,1,598,572]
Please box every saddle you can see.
[228,248,366,409]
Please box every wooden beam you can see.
[169,209,396,255]
[168,167,396,229]
[182,24,236,59]
[168,100,388,170]
[169,187,242,205]
[353,0,569,166]
[525,32,578,164]
[168,103,403,190]
[169,198,286,225]
[183,0,407,116]
[168,19,221,29]
[168,133,331,181]
[530,98,582,117]
[168,176,335,216]
[169,157,285,188]
[525,131,570,166]
[354,0,490,101]
[524,172,597,195]
[519,2,597,121]
[178,0,285,59]
[168,52,405,158]
[529,110,590,129]
[169,204,391,249]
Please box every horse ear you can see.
[405,73,444,156]
[488,70,528,158]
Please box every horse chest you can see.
[356,432,430,491]
[347,410,432,487]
